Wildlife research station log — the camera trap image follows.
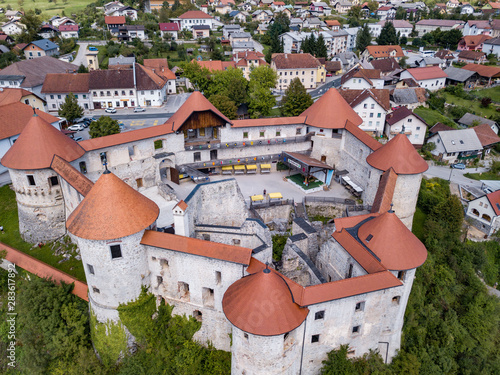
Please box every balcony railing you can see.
[184,134,312,151]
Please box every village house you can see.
[192,25,210,39]
[42,73,92,111]
[458,35,492,51]
[59,24,79,39]
[457,50,487,64]
[415,19,464,37]
[483,37,500,57]
[173,11,216,31]
[390,88,428,110]
[374,20,412,38]
[384,106,428,147]
[463,20,492,36]
[362,45,405,61]
[462,63,500,86]
[376,6,396,20]
[23,39,59,60]
[159,23,180,40]
[458,113,499,134]
[466,191,500,237]
[399,66,447,92]
[339,88,391,135]
[107,5,138,20]
[272,53,325,91]
[118,25,147,41]
[1,20,25,36]
[426,128,483,163]
[341,67,384,89]
[38,24,59,39]
[233,50,268,79]
[105,16,126,35]
[444,66,479,88]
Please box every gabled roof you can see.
[487,190,500,216]
[67,171,159,240]
[142,230,252,265]
[339,88,391,111]
[370,57,400,73]
[391,88,427,105]
[301,88,363,129]
[371,168,398,214]
[179,10,214,19]
[436,128,483,152]
[416,19,464,27]
[89,69,134,89]
[194,59,237,71]
[462,63,500,78]
[143,58,176,80]
[365,45,404,58]
[458,50,486,61]
[27,39,58,51]
[0,56,78,88]
[1,113,85,170]
[385,106,427,126]
[444,66,477,82]
[405,66,447,80]
[341,67,382,85]
[460,34,491,48]
[165,91,232,131]
[159,22,180,31]
[272,53,321,69]
[105,16,126,24]
[366,133,428,174]
[0,88,42,106]
[50,155,94,197]
[59,24,79,32]
[345,120,382,151]
[459,113,497,128]
[41,73,89,93]
[135,63,167,90]
[429,122,454,135]
[472,123,500,147]
[223,267,309,335]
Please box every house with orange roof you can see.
[272,53,326,91]
[361,45,405,61]
[399,66,448,91]
[233,50,268,79]
[462,63,500,86]
[466,189,500,236]
[105,16,126,35]
[384,106,428,147]
[458,34,492,51]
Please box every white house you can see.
[461,4,475,15]
[426,129,483,163]
[463,20,492,36]
[375,20,413,38]
[376,6,396,20]
[341,67,384,89]
[174,10,215,31]
[339,88,391,135]
[384,106,428,147]
[482,37,500,57]
[466,191,500,236]
[59,24,79,39]
[42,73,92,111]
[108,6,139,21]
[399,67,447,92]
[1,20,25,35]
[159,23,180,40]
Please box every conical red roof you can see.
[1,114,85,170]
[301,88,363,129]
[165,91,232,131]
[67,171,159,240]
[223,268,308,336]
[358,211,427,270]
[366,133,428,174]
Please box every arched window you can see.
[482,214,491,222]
[472,208,480,216]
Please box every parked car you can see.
[73,136,83,142]
[68,124,84,131]
[133,107,145,113]
[326,73,332,77]
[105,108,117,113]
[451,163,466,169]
[82,117,97,127]
[89,46,98,51]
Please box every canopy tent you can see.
[280,152,334,186]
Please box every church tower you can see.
[1,113,85,243]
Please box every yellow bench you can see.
[234,165,245,174]
[260,163,271,174]
[222,165,233,175]
[246,164,257,174]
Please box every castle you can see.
[1,88,428,374]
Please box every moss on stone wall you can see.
[117,286,156,344]
[89,310,127,367]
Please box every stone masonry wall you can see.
[316,237,367,281]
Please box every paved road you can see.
[424,165,486,189]
[310,77,342,98]
[74,41,107,67]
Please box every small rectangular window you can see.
[392,296,401,304]
[110,244,122,259]
[92,286,100,293]
[49,176,59,187]
[27,175,36,186]
[203,234,210,241]
[260,131,265,137]
[355,301,365,312]
[311,334,320,343]
[154,140,163,149]
[397,271,405,280]
[87,264,95,275]
[136,178,143,188]
[232,239,241,245]
[352,325,360,334]
[315,310,325,320]
[202,287,215,308]
[276,131,281,137]
[243,132,248,138]
[216,271,222,285]
[194,152,201,162]
[296,127,302,135]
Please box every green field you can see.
[1,0,94,18]
[442,92,499,118]
[473,86,500,103]
[414,106,457,128]
[0,185,86,281]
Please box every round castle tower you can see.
[366,133,429,229]
[0,113,85,243]
[66,170,159,323]
[223,267,309,375]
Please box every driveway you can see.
[424,164,486,189]
[74,41,107,67]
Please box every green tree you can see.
[180,61,211,92]
[356,23,371,52]
[400,35,408,45]
[249,65,278,91]
[89,116,120,138]
[248,85,275,118]
[377,21,399,45]
[77,64,88,73]
[58,93,84,124]
[395,6,407,20]
[347,5,362,19]
[18,10,42,43]
[264,13,288,62]
[316,34,328,58]
[281,78,313,117]
[208,94,237,119]
[366,0,378,13]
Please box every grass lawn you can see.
[473,86,500,104]
[464,171,500,180]
[442,92,498,119]
[414,107,457,128]
[286,173,324,190]
[412,207,427,241]
[2,0,94,18]
[0,185,86,282]
[269,107,281,117]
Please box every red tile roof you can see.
[223,267,309,335]
[159,22,180,31]
[41,73,89,93]
[365,45,404,58]
[487,190,500,215]
[341,67,382,85]
[366,133,428,174]
[385,106,426,126]
[174,200,188,211]
[67,171,159,240]
[143,59,176,80]
[0,103,60,141]
[234,51,265,59]
[0,88,39,106]
[165,91,232,132]
[345,120,382,151]
[458,50,486,61]
[59,24,79,31]
[339,88,391,111]
[325,20,341,26]
[462,63,500,78]
[358,211,428,270]
[472,123,500,147]
[1,113,85,170]
[301,88,363,129]
[179,10,214,19]
[272,53,321,69]
[405,66,447,80]
[194,59,236,71]
[105,16,126,24]
[141,230,252,265]
[370,167,397,214]
[50,155,94,196]
[460,35,491,49]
